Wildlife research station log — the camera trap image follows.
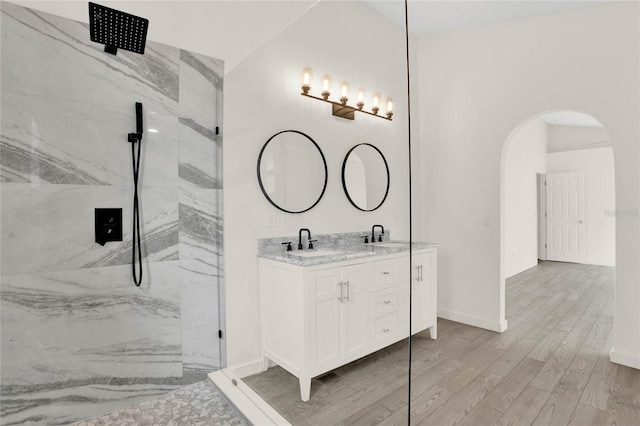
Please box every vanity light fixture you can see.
[300,68,393,121]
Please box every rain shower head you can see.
[89,2,149,55]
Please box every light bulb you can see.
[357,88,365,110]
[321,75,331,100]
[372,92,381,115]
[301,67,312,94]
[340,81,349,105]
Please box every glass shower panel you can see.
[224,0,413,423]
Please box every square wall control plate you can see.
[95,208,123,245]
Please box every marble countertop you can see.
[257,241,438,266]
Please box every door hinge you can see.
[215,126,220,135]
[218,330,223,339]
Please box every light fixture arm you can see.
[301,92,393,121]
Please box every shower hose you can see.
[130,102,143,287]
[131,136,142,286]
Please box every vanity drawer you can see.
[373,315,398,345]
[372,260,397,289]
[371,287,398,318]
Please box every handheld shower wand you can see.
[129,102,143,286]
[136,102,143,135]
[128,102,143,142]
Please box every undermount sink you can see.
[373,242,409,248]
[290,250,343,258]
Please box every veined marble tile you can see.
[178,49,223,191]
[1,3,180,117]
[1,380,184,426]
[179,188,222,266]
[179,187,222,372]
[0,3,225,424]
[1,262,181,374]
[0,261,184,424]
[1,184,178,275]
[180,258,221,372]
[180,259,219,326]
[1,92,179,186]
[178,119,222,190]
[181,324,221,373]
[178,50,223,130]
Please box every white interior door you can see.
[538,173,547,260]
[546,172,586,263]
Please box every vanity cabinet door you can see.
[309,263,370,372]
[342,264,370,362]
[412,251,436,332]
[310,267,343,373]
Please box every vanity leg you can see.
[299,376,311,402]
[429,322,437,340]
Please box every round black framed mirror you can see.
[342,143,390,212]
[257,130,328,214]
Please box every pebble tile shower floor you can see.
[73,381,249,426]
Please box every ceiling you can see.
[362,0,619,35]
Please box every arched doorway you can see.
[500,110,615,331]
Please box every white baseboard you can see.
[209,370,291,426]
[584,258,616,267]
[229,360,264,379]
[506,261,539,279]
[610,347,640,370]
[438,309,508,332]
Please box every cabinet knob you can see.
[382,271,390,275]
[383,328,390,333]
[384,300,391,304]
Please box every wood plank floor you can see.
[244,261,640,425]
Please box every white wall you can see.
[417,1,640,369]
[223,1,411,371]
[547,147,616,266]
[547,125,610,153]
[504,118,547,278]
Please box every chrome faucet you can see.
[298,228,311,250]
[372,224,384,243]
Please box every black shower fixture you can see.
[95,208,122,246]
[88,2,149,55]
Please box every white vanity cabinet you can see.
[258,248,437,402]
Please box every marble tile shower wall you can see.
[0,3,223,425]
